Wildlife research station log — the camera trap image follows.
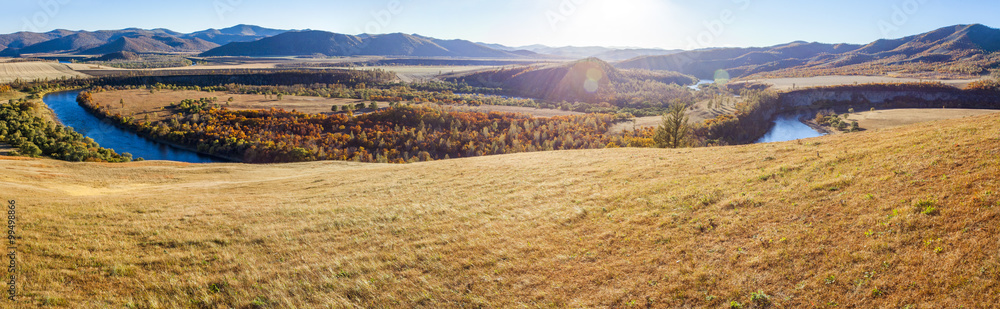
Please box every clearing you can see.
[845,108,1000,130]
[610,96,743,133]
[428,103,584,117]
[92,89,578,119]
[0,61,90,83]
[345,65,500,82]
[92,89,378,119]
[5,113,1000,307]
[739,75,983,90]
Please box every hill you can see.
[7,112,1000,307]
[91,51,141,61]
[444,58,697,103]
[200,31,527,58]
[187,24,288,45]
[0,26,285,56]
[0,31,65,51]
[79,35,218,54]
[479,43,683,61]
[617,24,1000,79]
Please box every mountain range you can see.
[2,23,999,79]
[199,31,530,58]
[0,25,286,56]
[616,24,1000,79]
[0,24,683,60]
[481,44,683,61]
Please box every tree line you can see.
[78,91,648,163]
[0,98,132,162]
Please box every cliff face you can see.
[779,89,997,111]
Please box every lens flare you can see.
[713,69,731,84]
[584,68,603,93]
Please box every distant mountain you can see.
[200,31,527,58]
[0,32,62,51]
[0,25,287,56]
[92,51,141,62]
[590,48,683,61]
[187,24,288,45]
[476,43,682,61]
[617,24,1000,79]
[80,36,218,55]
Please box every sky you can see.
[3,0,998,50]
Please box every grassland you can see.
[737,75,983,91]
[0,61,90,83]
[845,108,1000,131]
[92,89,581,119]
[91,89,376,118]
[4,112,1000,307]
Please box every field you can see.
[0,61,91,83]
[845,108,1000,130]
[431,103,584,117]
[609,96,743,133]
[347,65,503,82]
[92,89,581,119]
[67,56,517,83]
[5,111,1000,307]
[738,75,983,90]
[91,89,375,118]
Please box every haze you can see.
[4,0,998,49]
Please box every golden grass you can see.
[92,90,375,119]
[0,62,90,83]
[846,108,1000,131]
[736,76,983,91]
[3,113,1000,307]
[93,89,581,120]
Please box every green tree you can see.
[654,102,690,148]
[19,142,42,157]
[369,101,378,109]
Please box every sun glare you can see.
[561,0,670,47]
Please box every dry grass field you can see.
[429,103,584,118]
[92,89,579,119]
[845,108,1000,131]
[345,66,500,82]
[91,90,376,119]
[0,61,90,83]
[737,75,983,91]
[609,97,742,133]
[4,112,1000,307]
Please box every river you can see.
[755,113,825,143]
[42,90,226,163]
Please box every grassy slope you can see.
[5,113,1000,308]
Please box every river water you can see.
[755,113,825,143]
[42,90,226,163]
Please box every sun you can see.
[559,0,673,47]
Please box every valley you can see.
[3,14,1000,308]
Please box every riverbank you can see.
[42,90,231,163]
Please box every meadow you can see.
[0,61,90,83]
[3,112,999,307]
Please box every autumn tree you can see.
[654,102,690,148]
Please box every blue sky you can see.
[3,0,997,49]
